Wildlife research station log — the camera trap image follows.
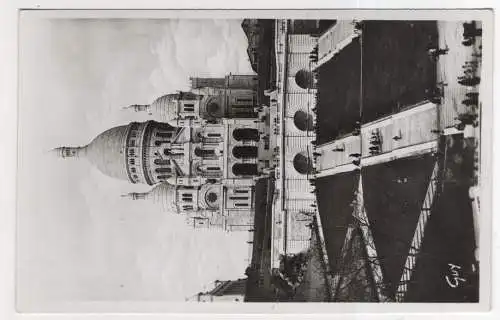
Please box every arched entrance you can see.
[232,146,258,159]
[232,128,260,142]
[232,163,259,176]
[194,147,216,158]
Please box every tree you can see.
[279,252,309,285]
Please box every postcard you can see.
[13,8,493,314]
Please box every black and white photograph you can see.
[13,8,492,313]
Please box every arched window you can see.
[207,133,221,138]
[195,166,220,176]
[231,106,256,118]
[235,203,248,207]
[232,163,259,176]
[295,69,315,89]
[156,131,172,139]
[207,102,221,117]
[293,110,314,131]
[234,189,250,194]
[232,128,260,142]
[154,159,170,166]
[183,103,195,112]
[293,152,313,175]
[194,148,216,158]
[235,97,253,105]
[229,196,249,200]
[155,167,171,174]
[232,146,258,159]
[156,140,172,147]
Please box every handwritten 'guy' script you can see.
[445,263,466,288]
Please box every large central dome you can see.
[84,125,129,180]
[52,123,132,181]
[53,120,181,185]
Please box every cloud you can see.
[18,17,254,307]
[149,19,255,94]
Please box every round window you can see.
[293,152,314,175]
[293,110,314,131]
[207,102,220,116]
[206,192,218,203]
[295,69,315,89]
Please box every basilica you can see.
[54,27,319,269]
[53,74,279,232]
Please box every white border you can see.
[1,1,498,319]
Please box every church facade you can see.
[54,74,277,232]
[54,63,317,239]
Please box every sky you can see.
[17,15,255,311]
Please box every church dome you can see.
[84,125,129,180]
[124,92,200,122]
[53,120,182,185]
[148,182,178,212]
[149,94,180,121]
[52,125,130,181]
[121,182,178,213]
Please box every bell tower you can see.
[190,74,259,121]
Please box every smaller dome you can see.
[150,94,180,121]
[125,92,199,121]
[147,182,178,213]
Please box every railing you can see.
[271,20,288,270]
[317,135,361,172]
[316,102,440,176]
[395,161,440,301]
[316,20,360,68]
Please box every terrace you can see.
[316,21,438,144]
[313,20,480,302]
